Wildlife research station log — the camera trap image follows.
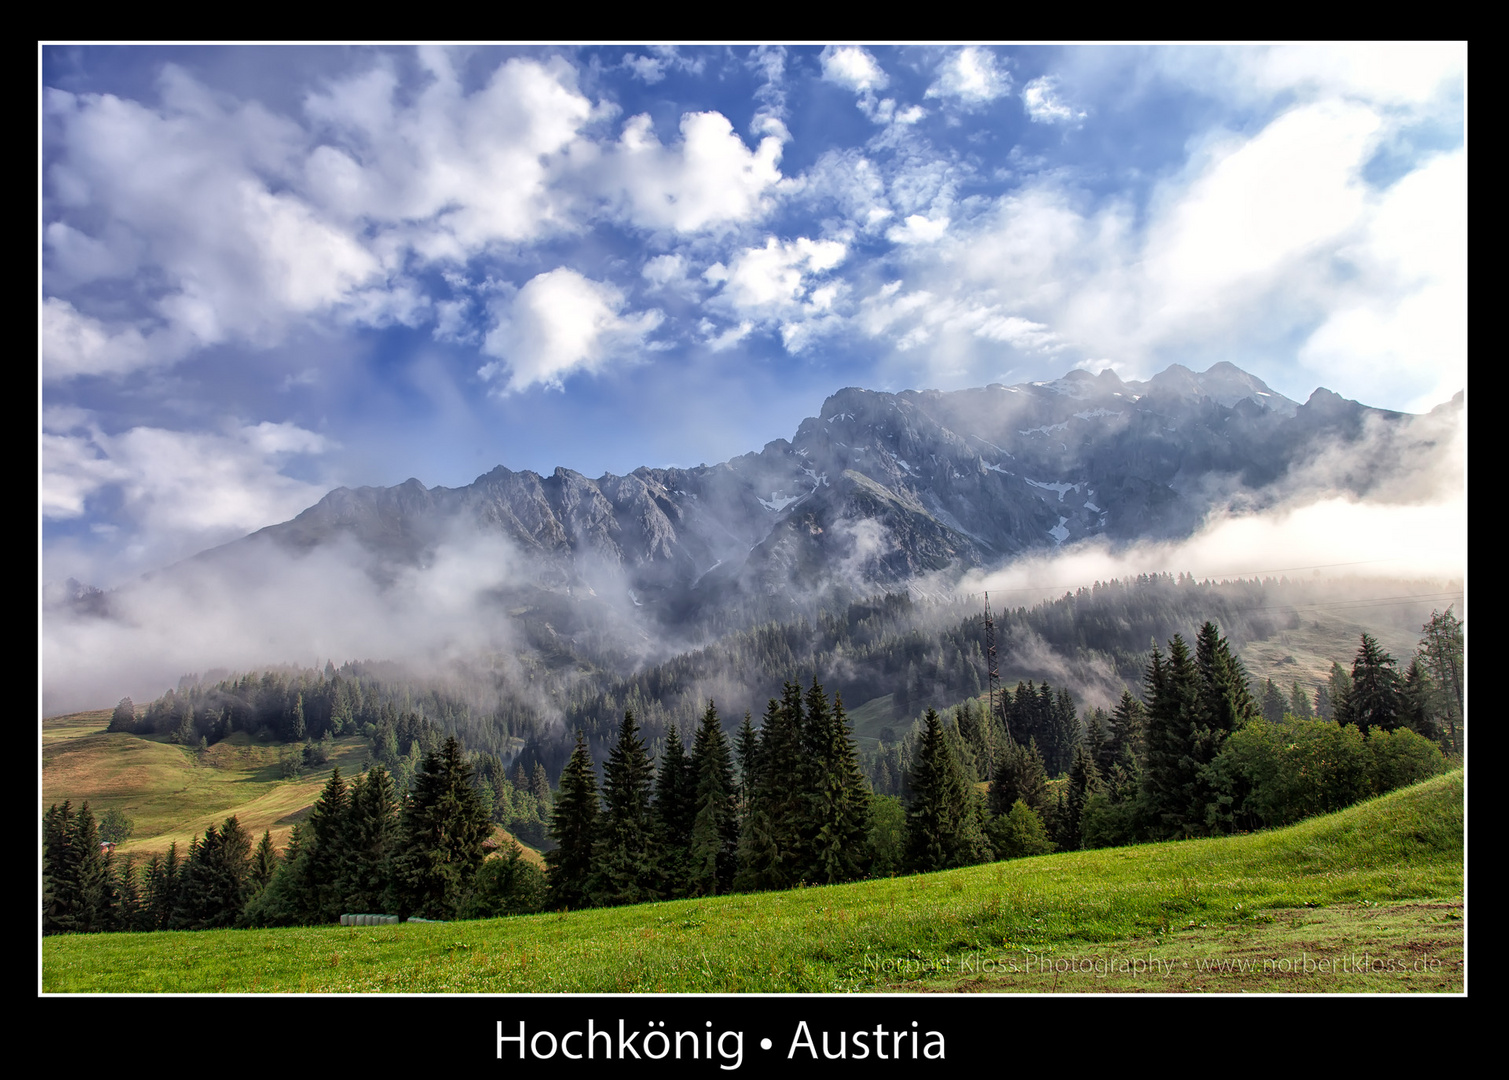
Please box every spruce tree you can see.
[1418,608,1464,752]
[1336,633,1402,734]
[590,711,660,907]
[804,687,871,885]
[1063,741,1103,851]
[251,830,279,893]
[905,709,991,872]
[303,767,352,922]
[653,721,696,897]
[344,765,399,914]
[390,736,492,920]
[1140,638,1198,837]
[546,731,600,909]
[688,702,740,896]
[735,691,807,892]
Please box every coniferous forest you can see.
[43,579,1462,934]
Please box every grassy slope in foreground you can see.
[42,771,1463,994]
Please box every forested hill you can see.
[116,573,1457,788]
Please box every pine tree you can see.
[1261,678,1285,722]
[546,731,600,910]
[688,702,740,896]
[1063,741,1103,851]
[905,709,992,872]
[735,691,807,892]
[1109,689,1146,768]
[1336,634,1402,734]
[251,830,279,893]
[303,767,352,922]
[1418,608,1464,753]
[1288,681,1314,719]
[803,687,871,885]
[344,765,399,914]
[1140,638,1198,837]
[590,711,660,907]
[988,737,1051,821]
[390,736,492,920]
[653,721,696,897]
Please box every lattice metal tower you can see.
[983,591,1012,743]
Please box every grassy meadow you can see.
[42,770,1464,994]
[40,712,541,865]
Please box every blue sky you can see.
[41,44,1466,589]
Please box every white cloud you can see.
[1233,42,1465,106]
[886,213,950,245]
[42,298,190,380]
[604,111,786,233]
[706,236,847,316]
[1021,75,1086,124]
[44,54,601,381]
[821,45,889,93]
[42,420,335,576]
[868,88,1461,401]
[642,253,690,289]
[302,53,593,253]
[480,268,663,393]
[1296,149,1466,409]
[927,47,1012,106]
[44,75,385,367]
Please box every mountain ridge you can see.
[155,362,1449,625]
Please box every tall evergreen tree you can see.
[803,686,871,885]
[1336,633,1402,734]
[735,690,808,892]
[390,736,492,920]
[546,731,600,909]
[688,702,740,896]
[905,709,992,872]
[653,721,696,897]
[251,830,279,893]
[171,815,252,929]
[1288,681,1315,719]
[1140,638,1198,837]
[590,711,660,907]
[302,767,352,922]
[1418,607,1464,752]
[1063,741,1103,851]
[344,765,399,914]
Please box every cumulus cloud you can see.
[927,46,1012,106]
[821,45,889,94]
[885,213,949,245]
[301,53,593,253]
[1021,75,1085,124]
[480,268,663,393]
[603,111,786,233]
[704,236,848,347]
[43,54,601,381]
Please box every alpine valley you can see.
[45,361,1463,775]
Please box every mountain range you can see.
[164,361,1457,632]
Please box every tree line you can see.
[46,608,1460,933]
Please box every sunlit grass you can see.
[43,771,1462,993]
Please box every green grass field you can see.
[41,712,543,866]
[41,770,1463,994]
